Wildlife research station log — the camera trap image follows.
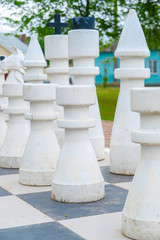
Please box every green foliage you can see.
[132,0,160,50]
[102,75,109,88]
[96,86,119,121]
[101,57,115,87]
[1,0,160,50]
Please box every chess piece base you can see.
[0,156,22,169]
[19,121,60,186]
[91,136,105,161]
[19,170,54,186]
[110,144,140,175]
[122,214,160,240]
[0,116,30,169]
[51,181,105,203]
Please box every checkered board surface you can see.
[0,152,133,240]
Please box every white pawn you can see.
[110,9,150,175]
[68,17,105,161]
[51,85,105,203]
[0,47,30,168]
[122,87,160,240]
[0,67,7,148]
[19,37,60,186]
[45,16,69,148]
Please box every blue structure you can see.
[145,50,160,85]
[95,49,160,85]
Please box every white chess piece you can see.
[19,36,60,186]
[23,35,47,84]
[45,34,69,148]
[0,47,30,168]
[19,84,60,186]
[51,85,105,202]
[122,87,160,240]
[0,66,7,148]
[110,9,150,175]
[68,23,105,161]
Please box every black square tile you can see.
[0,222,84,240]
[0,168,19,176]
[101,166,133,183]
[0,186,11,196]
[18,184,128,220]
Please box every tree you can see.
[131,0,160,50]
[0,0,123,45]
[1,0,160,50]
[101,57,116,87]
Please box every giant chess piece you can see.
[0,47,30,168]
[23,35,47,84]
[0,66,7,148]
[68,16,105,161]
[45,14,69,147]
[51,85,105,203]
[121,87,160,240]
[19,36,60,186]
[110,9,150,175]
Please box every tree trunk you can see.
[86,0,90,16]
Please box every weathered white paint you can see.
[45,35,69,147]
[110,9,150,175]
[0,68,7,148]
[68,29,105,161]
[51,85,105,202]
[122,87,160,240]
[0,48,30,168]
[19,36,60,186]
[19,84,60,186]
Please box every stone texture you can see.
[0,47,30,168]
[19,36,60,186]
[68,29,105,161]
[51,85,105,202]
[110,9,150,175]
[45,35,69,147]
[122,87,160,240]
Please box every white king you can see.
[45,14,69,148]
[68,16,105,161]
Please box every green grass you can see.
[96,86,120,121]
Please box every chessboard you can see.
[0,150,132,240]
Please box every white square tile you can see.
[114,182,132,190]
[0,174,51,195]
[104,181,110,185]
[0,195,54,229]
[59,212,130,240]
